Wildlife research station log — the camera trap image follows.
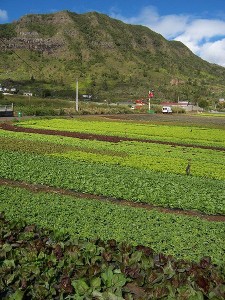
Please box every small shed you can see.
[0,103,14,117]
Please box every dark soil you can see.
[0,178,224,222]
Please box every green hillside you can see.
[0,10,225,103]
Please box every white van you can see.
[162,106,172,113]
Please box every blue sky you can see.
[1,0,225,66]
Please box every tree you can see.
[198,99,208,109]
[42,89,51,98]
[101,79,108,91]
[30,75,35,83]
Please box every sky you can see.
[1,0,225,67]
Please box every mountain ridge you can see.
[0,10,225,103]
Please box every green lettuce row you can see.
[18,118,225,148]
[0,150,225,215]
[0,185,225,265]
[1,129,225,180]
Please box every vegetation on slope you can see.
[0,11,225,103]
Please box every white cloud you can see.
[111,6,225,67]
[175,19,225,56]
[111,6,190,38]
[0,9,8,22]
[200,39,225,67]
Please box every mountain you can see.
[0,10,225,103]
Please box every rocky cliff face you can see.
[0,36,64,54]
[0,12,73,55]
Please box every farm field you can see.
[13,116,225,148]
[0,114,225,267]
[0,184,225,265]
[105,112,225,127]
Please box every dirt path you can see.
[1,122,225,151]
[1,178,224,222]
[105,113,225,127]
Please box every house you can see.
[160,101,202,112]
[82,94,92,100]
[23,92,33,97]
[10,88,18,94]
[132,99,146,109]
[0,86,18,94]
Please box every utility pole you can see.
[29,88,31,103]
[148,89,154,112]
[76,79,79,112]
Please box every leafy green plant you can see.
[0,185,225,265]
[0,213,224,299]
[0,149,224,215]
[0,116,225,284]
[1,128,225,180]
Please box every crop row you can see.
[1,130,225,180]
[17,118,225,148]
[1,213,225,299]
[0,150,225,215]
[0,185,225,265]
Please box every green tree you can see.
[198,99,208,109]
[101,79,108,91]
[30,75,35,83]
[42,89,51,98]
